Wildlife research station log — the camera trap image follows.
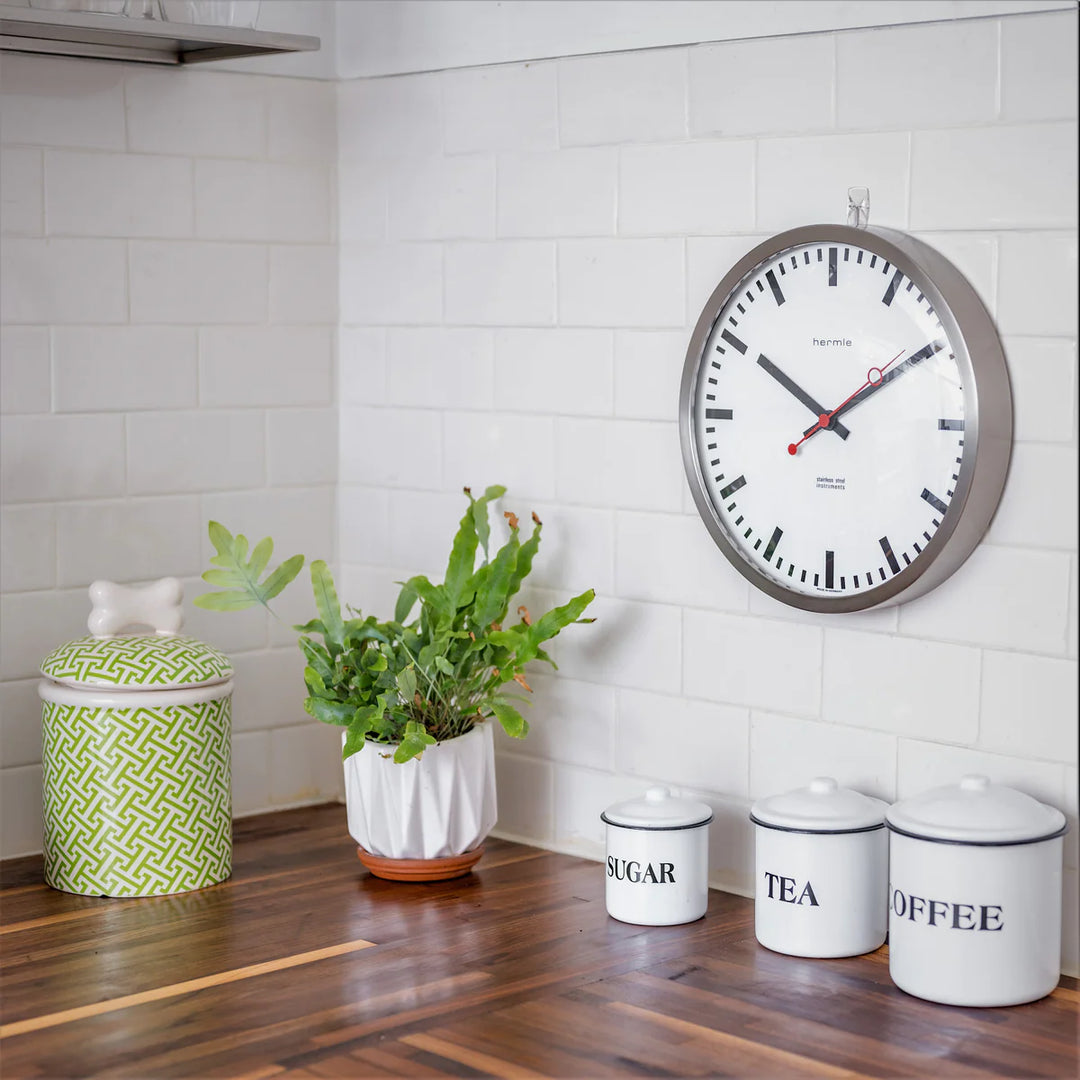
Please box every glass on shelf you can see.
[161,0,260,27]
[29,0,127,12]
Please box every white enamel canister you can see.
[886,775,1067,1007]
[601,787,712,925]
[750,777,889,958]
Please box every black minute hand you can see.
[757,354,850,440]
[800,340,947,438]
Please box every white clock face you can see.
[686,235,969,607]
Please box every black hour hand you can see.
[757,354,850,440]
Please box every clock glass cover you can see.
[680,225,1010,612]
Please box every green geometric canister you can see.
[38,578,233,897]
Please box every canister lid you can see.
[41,634,233,691]
[750,777,888,834]
[40,578,232,691]
[601,786,713,830]
[886,775,1067,846]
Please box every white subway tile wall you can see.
[0,58,340,851]
[334,10,1077,970]
[1,6,1076,975]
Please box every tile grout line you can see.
[0,936,377,1040]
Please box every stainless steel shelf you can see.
[0,6,319,65]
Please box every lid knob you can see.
[644,786,671,803]
[88,578,184,638]
[809,777,839,795]
[960,774,991,793]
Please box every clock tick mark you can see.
[766,269,786,306]
[719,475,747,500]
[879,536,901,576]
[882,268,903,307]
[764,526,783,562]
[720,329,747,355]
[921,489,949,516]
[828,247,838,286]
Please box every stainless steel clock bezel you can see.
[679,224,1012,613]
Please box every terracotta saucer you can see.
[356,844,484,882]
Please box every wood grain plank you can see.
[0,937,376,1039]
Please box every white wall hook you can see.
[847,186,870,228]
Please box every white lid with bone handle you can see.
[40,578,233,691]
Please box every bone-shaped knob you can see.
[88,578,185,638]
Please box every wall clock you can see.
[679,224,1012,613]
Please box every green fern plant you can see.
[196,487,595,764]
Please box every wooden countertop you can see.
[1,803,1076,1078]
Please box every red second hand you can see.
[787,349,905,456]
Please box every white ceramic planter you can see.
[886,775,1067,1007]
[750,777,889,958]
[601,787,712,926]
[343,721,497,861]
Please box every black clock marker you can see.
[705,408,733,420]
[801,570,807,583]
[825,550,835,589]
[766,269,786,306]
[754,538,762,550]
[745,291,755,304]
[828,248,838,286]
[870,255,878,268]
[879,536,901,576]
[857,250,864,264]
[779,262,786,276]
[814,573,820,587]
[756,280,764,292]
[720,475,746,499]
[882,268,903,306]
[763,527,783,562]
[854,575,860,588]
[721,329,747,354]
[804,251,811,265]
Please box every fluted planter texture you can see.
[343,722,497,881]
